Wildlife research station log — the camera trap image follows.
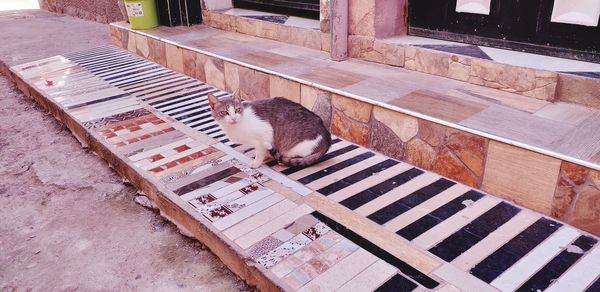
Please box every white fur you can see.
[217,106,274,168]
[285,135,322,158]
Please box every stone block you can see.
[556,73,600,109]
[331,94,372,123]
[407,138,437,170]
[331,111,370,146]
[369,119,405,160]
[135,34,150,58]
[372,106,417,142]
[434,148,479,188]
[349,0,375,37]
[445,130,487,177]
[564,186,600,236]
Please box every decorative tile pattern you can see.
[18,44,600,292]
[82,108,152,129]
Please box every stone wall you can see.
[41,0,125,23]
[111,25,600,236]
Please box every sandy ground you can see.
[0,9,251,292]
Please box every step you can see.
[200,7,600,105]
[5,46,600,292]
[109,22,600,236]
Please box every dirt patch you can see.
[0,75,252,291]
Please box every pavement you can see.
[0,9,251,292]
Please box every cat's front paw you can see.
[249,160,262,169]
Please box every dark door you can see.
[233,0,319,19]
[408,0,600,63]
[157,0,202,26]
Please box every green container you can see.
[124,0,158,30]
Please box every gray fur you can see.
[210,96,331,167]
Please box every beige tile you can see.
[452,210,541,271]
[300,85,326,110]
[390,89,486,123]
[165,43,184,73]
[372,106,418,142]
[482,141,562,214]
[304,193,442,274]
[299,66,368,89]
[298,249,377,292]
[127,31,137,52]
[222,199,298,240]
[269,76,301,103]
[237,51,294,69]
[327,162,413,202]
[336,260,397,292]
[383,184,471,232]
[135,34,150,58]
[234,204,313,249]
[223,61,240,93]
[331,94,373,123]
[204,57,225,90]
[412,196,501,249]
[307,155,388,190]
[556,73,600,109]
[354,172,440,216]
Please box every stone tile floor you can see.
[384,36,600,77]
[113,22,600,167]
[9,46,600,292]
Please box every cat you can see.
[208,94,331,169]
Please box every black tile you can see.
[198,124,219,132]
[266,160,279,167]
[415,44,493,60]
[242,15,289,24]
[396,190,487,240]
[429,202,520,262]
[174,166,239,196]
[375,274,419,292]
[280,144,359,175]
[340,168,423,211]
[470,218,562,283]
[311,211,440,289]
[298,152,375,184]
[586,278,600,292]
[396,215,442,241]
[367,178,455,225]
[548,235,597,274]
[152,88,211,108]
[561,71,600,79]
[515,235,597,292]
[66,92,132,109]
[205,128,221,135]
[317,159,400,196]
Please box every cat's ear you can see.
[232,95,242,104]
[208,94,218,109]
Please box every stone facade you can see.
[197,4,600,104]
[112,25,600,236]
[41,0,125,23]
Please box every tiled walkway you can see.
[9,46,600,292]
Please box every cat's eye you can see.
[235,108,241,113]
[219,111,227,116]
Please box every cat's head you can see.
[208,94,244,125]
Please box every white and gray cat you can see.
[208,94,331,169]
